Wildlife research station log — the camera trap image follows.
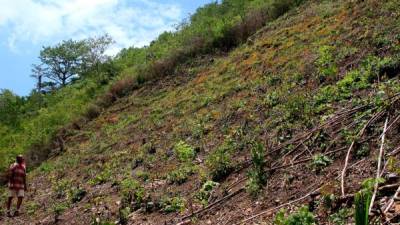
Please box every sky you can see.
[0,0,213,96]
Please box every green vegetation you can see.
[274,207,316,225]
[310,154,332,173]
[246,141,267,197]
[195,181,219,206]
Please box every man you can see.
[6,155,27,217]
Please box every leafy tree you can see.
[0,89,24,128]
[37,39,87,87]
[35,35,113,87]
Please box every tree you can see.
[0,89,23,128]
[39,39,87,87]
[35,35,113,88]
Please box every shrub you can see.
[84,104,102,120]
[206,147,234,181]
[246,142,268,197]
[195,181,219,206]
[274,206,316,225]
[120,178,146,210]
[160,196,186,213]
[310,154,332,173]
[53,179,72,199]
[109,76,137,98]
[167,164,196,185]
[68,187,87,203]
[329,208,350,225]
[316,45,338,83]
[174,141,195,162]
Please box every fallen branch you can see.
[340,110,384,196]
[369,116,389,214]
[234,185,322,225]
[178,188,245,222]
[383,184,400,214]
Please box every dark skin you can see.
[6,158,27,217]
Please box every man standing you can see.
[6,155,27,217]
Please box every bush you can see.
[195,181,219,206]
[160,196,186,213]
[167,164,196,185]
[109,76,137,98]
[206,147,234,181]
[174,141,195,162]
[310,154,332,173]
[84,104,102,120]
[274,206,316,225]
[246,142,268,197]
[120,178,146,210]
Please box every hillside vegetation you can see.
[1,0,400,224]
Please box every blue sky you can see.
[0,0,213,96]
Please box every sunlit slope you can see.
[2,0,400,224]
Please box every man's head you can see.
[16,155,24,164]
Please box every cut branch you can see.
[369,116,389,214]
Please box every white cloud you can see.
[0,0,182,53]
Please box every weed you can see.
[120,178,146,210]
[274,206,316,225]
[206,145,234,181]
[310,154,332,173]
[53,179,72,199]
[316,45,338,83]
[174,141,195,162]
[246,141,267,197]
[26,201,40,216]
[160,196,186,213]
[68,186,87,203]
[89,167,112,185]
[354,191,371,225]
[195,181,219,206]
[329,208,350,225]
[167,164,196,185]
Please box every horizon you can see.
[0,0,213,96]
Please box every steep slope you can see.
[2,0,400,224]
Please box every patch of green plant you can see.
[53,179,72,199]
[120,178,146,210]
[26,201,40,216]
[52,202,69,218]
[310,154,332,173]
[89,167,112,185]
[329,208,351,225]
[160,196,186,213]
[174,141,195,162]
[119,206,131,225]
[274,206,316,225]
[206,143,234,181]
[167,164,196,185]
[135,170,151,182]
[354,191,371,225]
[38,162,55,173]
[195,180,219,206]
[264,91,280,108]
[68,186,87,203]
[246,141,267,197]
[316,45,338,83]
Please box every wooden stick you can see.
[234,185,321,225]
[383,184,400,214]
[340,110,383,196]
[369,116,389,214]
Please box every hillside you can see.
[1,0,400,224]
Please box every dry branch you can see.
[369,116,389,214]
